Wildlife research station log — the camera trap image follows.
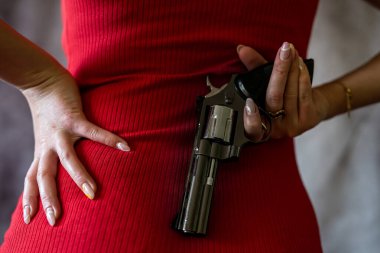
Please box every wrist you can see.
[21,68,76,105]
[315,81,350,120]
[18,64,69,91]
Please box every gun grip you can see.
[234,59,314,109]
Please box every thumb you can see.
[237,45,267,71]
[73,118,130,151]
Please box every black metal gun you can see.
[173,59,314,236]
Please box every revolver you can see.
[173,59,314,236]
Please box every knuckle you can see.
[23,193,36,204]
[273,62,288,76]
[245,120,260,132]
[285,123,299,137]
[245,119,262,137]
[40,194,54,206]
[246,57,259,69]
[61,164,85,184]
[103,135,114,146]
[58,149,71,164]
[24,174,34,186]
[36,169,53,183]
[71,169,85,182]
[88,127,100,139]
[284,92,298,100]
[22,190,32,201]
[299,71,311,83]
[267,92,283,107]
[71,173,85,186]
[299,92,310,102]
[60,112,76,130]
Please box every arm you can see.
[0,19,130,226]
[363,0,380,9]
[317,53,380,119]
[238,43,380,140]
[0,21,63,89]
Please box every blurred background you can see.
[0,0,379,252]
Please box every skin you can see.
[0,21,131,226]
[365,0,380,8]
[241,44,380,139]
[239,43,329,141]
[1,2,380,226]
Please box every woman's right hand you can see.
[238,43,329,141]
[21,68,130,226]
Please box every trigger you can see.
[206,76,217,91]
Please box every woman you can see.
[1,0,380,252]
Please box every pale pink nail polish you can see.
[117,142,130,152]
[280,42,291,61]
[245,98,256,115]
[23,205,31,224]
[46,207,56,226]
[82,183,95,200]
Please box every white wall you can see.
[299,0,380,252]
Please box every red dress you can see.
[1,0,322,252]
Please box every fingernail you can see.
[46,207,55,226]
[298,56,304,70]
[245,98,256,116]
[237,44,245,53]
[280,42,291,61]
[23,205,31,224]
[117,142,130,152]
[82,183,95,200]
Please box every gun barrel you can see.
[174,150,219,235]
[175,105,236,235]
[196,157,218,234]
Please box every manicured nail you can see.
[23,205,31,224]
[117,142,130,152]
[280,42,291,61]
[46,207,55,226]
[237,44,245,53]
[298,56,304,70]
[245,98,256,115]
[82,183,95,200]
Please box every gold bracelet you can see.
[337,82,352,118]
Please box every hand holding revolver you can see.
[238,43,328,141]
[174,42,328,235]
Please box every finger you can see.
[243,98,265,142]
[23,159,39,224]
[55,131,96,200]
[298,57,314,119]
[266,42,294,113]
[237,45,267,70]
[36,150,60,226]
[283,50,301,127]
[72,118,130,152]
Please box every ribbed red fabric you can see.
[1,0,322,252]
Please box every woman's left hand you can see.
[237,43,329,141]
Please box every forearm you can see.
[316,52,380,119]
[364,0,380,9]
[0,19,65,90]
